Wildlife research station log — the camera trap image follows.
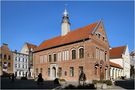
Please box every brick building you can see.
[0,43,13,75]
[33,9,110,82]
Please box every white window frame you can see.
[67,51,69,60]
[44,55,47,63]
[40,55,44,63]
[78,46,84,59]
[62,51,65,61]
[71,48,76,60]
[53,53,57,62]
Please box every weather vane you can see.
[64,4,68,9]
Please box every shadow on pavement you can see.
[1,77,60,89]
[115,79,134,89]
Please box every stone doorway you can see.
[50,64,58,80]
[52,67,56,79]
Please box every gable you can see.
[124,45,129,56]
[20,43,29,54]
[92,20,109,47]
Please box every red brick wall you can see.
[33,22,110,81]
[0,44,13,74]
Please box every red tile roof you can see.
[109,61,123,69]
[110,46,126,59]
[34,22,98,52]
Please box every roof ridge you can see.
[109,61,123,69]
[39,22,97,46]
[35,21,98,52]
[70,21,98,32]
[26,42,37,46]
[111,45,126,49]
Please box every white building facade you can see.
[109,61,123,80]
[110,45,130,78]
[20,42,37,78]
[13,51,29,78]
[130,51,135,67]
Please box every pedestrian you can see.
[9,74,11,79]
[79,71,86,86]
[11,73,15,82]
[37,73,43,85]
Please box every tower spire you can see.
[63,8,68,16]
[61,5,70,36]
[63,4,68,16]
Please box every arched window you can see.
[53,54,57,62]
[72,49,76,59]
[49,55,52,62]
[105,51,107,61]
[79,47,84,59]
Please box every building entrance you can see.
[52,67,56,79]
[50,64,58,80]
